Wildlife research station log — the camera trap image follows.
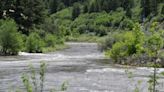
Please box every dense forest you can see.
[0,0,164,65]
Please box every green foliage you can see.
[105,23,145,62]
[40,62,46,92]
[89,0,100,13]
[21,62,47,92]
[106,42,128,62]
[83,3,89,13]
[120,18,134,30]
[110,8,126,27]
[21,74,33,92]
[49,0,58,14]
[71,12,107,36]
[40,17,59,34]
[61,81,69,91]
[162,5,164,14]
[26,32,44,53]
[146,22,164,57]
[44,34,57,47]
[52,8,72,20]
[0,19,23,55]
[66,34,104,42]
[72,3,81,20]
[0,0,48,34]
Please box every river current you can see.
[0,42,164,92]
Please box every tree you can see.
[0,0,48,34]
[14,0,47,34]
[89,0,100,13]
[141,0,158,19]
[57,2,66,11]
[83,4,88,13]
[26,32,44,53]
[0,19,23,55]
[122,0,134,17]
[49,0,58,14]
[146,22,164,92]
[107,23,145,62]
[72,3,81,20]
[161,5,164,14]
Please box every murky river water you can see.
[0,42,164,92]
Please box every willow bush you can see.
[0,19,23,55]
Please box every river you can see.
[0,42,164,92]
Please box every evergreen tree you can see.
[14,0,47,34]
[57,2,66,11]
[49,0,58,14]
[72,3,81,20]
[83,3,88,13]
[141,0,158,18]
[122,0,134,17]
[89,0,100,13]
[0,0,47,34]
[162,5,164,14]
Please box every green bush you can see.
[110,8,126,27]
[52,8,72,20]
[26,32,44,53]
[41,18,59,34]
[106,42,128,62]
[0,19,23,55]
[146,22,164,56]
[120,18,134,30]
[100,32,119,51]
[105,23,145,62]
[44,34,57,47]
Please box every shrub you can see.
[44,34,57,47]
[110,8,126,27]
[40,18,59,34]
[106,42,128,62]
[26,32,44,53]
[146,22,164,56]
[120,18,134,30]
[71,12,109,36]
[0,19,23,55]
[72,3,81,20]
[105,23,145,62]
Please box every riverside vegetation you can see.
[0,0,164,92]
[0,0,163,58]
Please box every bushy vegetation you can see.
[26,32,44,53]
[0,18,65,55]
[104,23,164,65]
[0,19,23,55]
[0,0,163,61]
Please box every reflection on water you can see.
[0,42,164,92]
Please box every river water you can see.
[0,42,164,92]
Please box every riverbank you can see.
[42,44,68,53]
[65,34,106,43]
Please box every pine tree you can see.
[162,5,164,14]
[122,0,134,17]
[72,3,81,20]
[89,0,100,13]
[49,0,58,14]
[14,0,47,34]
[83,4,88,13]
[0,0,16,18]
